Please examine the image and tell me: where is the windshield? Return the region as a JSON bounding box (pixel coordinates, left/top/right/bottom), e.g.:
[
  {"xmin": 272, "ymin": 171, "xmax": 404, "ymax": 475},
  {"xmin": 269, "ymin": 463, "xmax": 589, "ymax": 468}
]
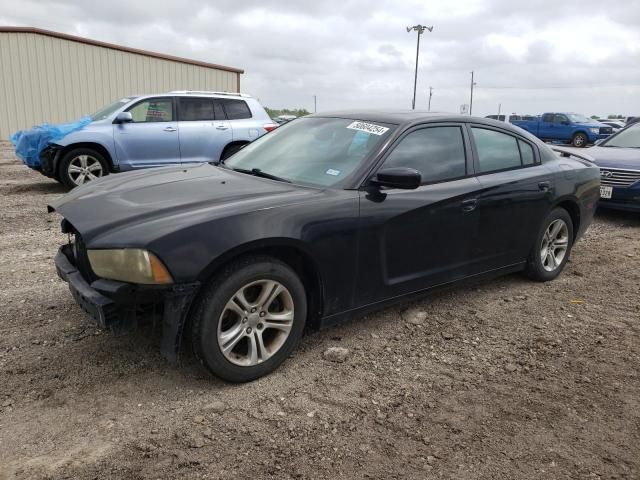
[
  {"xmin": 91, "ymin": 97, "xmax": 137, "ymax": 121},
  {"xmin": 224, "ymin": 117, "xmax": 396, "ymax": 187},
  {"xmin": 602, "ymin": 124, "xmax": 640, "ymax": 148},
  {"xmin": 567, "ymin": 113, "xmax": 592, "ymax": 123}
]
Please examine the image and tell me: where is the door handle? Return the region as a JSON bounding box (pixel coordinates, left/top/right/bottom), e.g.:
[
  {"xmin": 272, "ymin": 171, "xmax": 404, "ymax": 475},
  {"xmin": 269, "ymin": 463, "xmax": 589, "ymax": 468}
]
[
  {"xmin": 215, "ymin": 124, "xmax": 229, "ymax": 130},
  {"xmin": 538, "ymin": 181, "xmax": 551, "ymax": 191},
  {"xmin": 163, "ymin": 126, "xmax": 177, "ymax": 132},
  {"xmin": 461, "ymin": 198, "xmax": 478, "ymax": 212}
]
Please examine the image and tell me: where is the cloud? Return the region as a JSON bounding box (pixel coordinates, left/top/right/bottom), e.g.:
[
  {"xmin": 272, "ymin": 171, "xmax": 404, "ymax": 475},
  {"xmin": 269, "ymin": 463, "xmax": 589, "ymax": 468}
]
[{"xmin": 1, "ymin": 0, "xmax": 640, "ymax": 116}]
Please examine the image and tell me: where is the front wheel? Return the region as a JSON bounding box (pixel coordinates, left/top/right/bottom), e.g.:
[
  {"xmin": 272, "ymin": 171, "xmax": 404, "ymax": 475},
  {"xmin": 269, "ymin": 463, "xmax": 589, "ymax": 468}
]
[
  {"xmin": 525, "ymin": 208, "xmax": 574, "ymax": 282},
  {"xmin": 191, "ymin": 256, "xmax": 307, "ymax": 382},
  {"xmin": 571, "ymin": 132, "xmax": 588, "ymax": 147},
  {"xmin": 59, "ymin": 148, "xmax": 109, "ymax": 189}
]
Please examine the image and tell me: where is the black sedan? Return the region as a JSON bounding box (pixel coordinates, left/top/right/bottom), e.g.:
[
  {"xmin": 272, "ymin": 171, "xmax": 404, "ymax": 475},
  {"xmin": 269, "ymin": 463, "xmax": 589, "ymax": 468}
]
[{"xmin": 49, "ymin": 112, "xmax": 600, "ymax": 382}]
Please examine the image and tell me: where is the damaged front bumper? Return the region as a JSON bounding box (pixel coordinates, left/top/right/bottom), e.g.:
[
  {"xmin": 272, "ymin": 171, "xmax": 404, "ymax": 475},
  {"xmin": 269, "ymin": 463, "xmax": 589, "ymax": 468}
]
[
  {"xmin": 55, "ymin": 243, "xmax": 200, "ymax": 363},
  {"xmin": 39, "ymin": 144, "xmax": 63, "ymax": 178}
]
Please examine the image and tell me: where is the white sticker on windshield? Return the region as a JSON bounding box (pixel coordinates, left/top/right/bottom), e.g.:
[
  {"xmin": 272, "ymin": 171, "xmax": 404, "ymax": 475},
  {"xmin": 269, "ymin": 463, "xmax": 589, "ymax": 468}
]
[
  {"xmin": 326, "ymin": 169, "xmax": 341, "ymax": 176},
  {"xmin": 346, "ymin": 121, "xmax": 389, "ymax": 136}
]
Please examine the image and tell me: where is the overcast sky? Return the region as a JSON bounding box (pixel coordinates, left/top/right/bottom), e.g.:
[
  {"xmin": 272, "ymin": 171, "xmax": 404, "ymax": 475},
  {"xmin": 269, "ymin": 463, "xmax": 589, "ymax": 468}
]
[{"xmin": 2, "ymin": 0, "xmax": 640, "ymax": 117}]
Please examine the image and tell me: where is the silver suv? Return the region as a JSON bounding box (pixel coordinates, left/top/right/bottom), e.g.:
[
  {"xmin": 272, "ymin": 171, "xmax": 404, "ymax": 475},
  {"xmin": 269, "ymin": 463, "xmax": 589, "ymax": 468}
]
[{"xmin": 40, "ymin": 91, "xmax": 277, "ymax": 188}]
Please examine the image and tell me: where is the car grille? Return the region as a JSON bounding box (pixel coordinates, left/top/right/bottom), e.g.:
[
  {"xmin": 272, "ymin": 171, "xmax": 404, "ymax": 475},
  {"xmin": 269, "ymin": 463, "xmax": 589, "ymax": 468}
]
[
  {"xmin": 600, "ymin": 168, "xmax": 640, "ymax": 187},
  {"xmin": 599, "ymin": 126, "xmax": 613, "ymax": 135}
]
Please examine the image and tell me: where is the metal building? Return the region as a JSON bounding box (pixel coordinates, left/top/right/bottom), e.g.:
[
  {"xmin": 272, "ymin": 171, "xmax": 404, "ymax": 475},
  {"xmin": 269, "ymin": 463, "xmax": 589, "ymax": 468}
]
[{"xmin": 0, "ymin": 27, "xmax": 244, "ymax": 139}]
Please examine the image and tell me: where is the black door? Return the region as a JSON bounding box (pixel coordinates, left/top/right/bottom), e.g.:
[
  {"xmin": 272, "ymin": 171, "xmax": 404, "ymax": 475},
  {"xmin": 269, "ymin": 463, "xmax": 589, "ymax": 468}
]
[
  {"xmin": 468, "ymin": 125, "xmax": 555, "ymax": 270},
  {"xmin": 356, "ymin": 124, "xmax": 484, "ymax": 306}
]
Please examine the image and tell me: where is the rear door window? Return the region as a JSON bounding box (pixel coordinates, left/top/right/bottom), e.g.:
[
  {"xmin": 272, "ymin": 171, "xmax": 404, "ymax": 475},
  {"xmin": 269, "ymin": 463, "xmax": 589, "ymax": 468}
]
[
  {"xmin": 472, "ymin": 127, "xmax": 538, "ymax": 173},
  {"xmin": 127, "ymin": 98, "xmax": 173, "ymax": 122},
  {"xmin": 518, "ymin": 139, "xmax": 535, "ymax": 165},
  {"xmin": 471, "ymin": 128, "xmax": 522, "ymax": 173},
  {"xmin": 178, "ymin": 97, "xmax": 215, "ymax": 121},
  {"xmin": 213, "ymin": 101, "xmax": 226, "ymax": 120},
  {"xmin": 221, "ymin": 99, "xmax": 252, "ymax": 120}
]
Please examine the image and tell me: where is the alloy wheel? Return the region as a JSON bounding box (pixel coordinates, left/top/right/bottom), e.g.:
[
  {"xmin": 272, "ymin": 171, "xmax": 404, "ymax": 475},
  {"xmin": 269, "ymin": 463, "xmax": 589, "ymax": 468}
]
[
  {"xmin": 217, "ymin": 279, "xmax": 294, "ymax": 366},
  {"xmin": 540, "ymin": 219, "xmax": 569, "ymax": 272},
  {"xmin": 68, "ymin": 155, "xmax": 103, "ymax": 185}
]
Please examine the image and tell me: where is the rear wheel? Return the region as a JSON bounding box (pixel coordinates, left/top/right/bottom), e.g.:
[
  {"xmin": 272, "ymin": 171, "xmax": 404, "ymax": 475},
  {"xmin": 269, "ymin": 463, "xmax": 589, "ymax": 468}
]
[
  {"xmin": 59, "ymin": 148, "xmax": 109, "ymax": 189},
  {"xmin": 191, "ymin": 255, "xmax": 307, "ymax": 382},
  {"xmin": 571, "ymin": 132, "xmax": 588, "ymax": 147},
  {"xmin": 525, "ymin": 208, "xmax": 574, "ymax": 282},
  {"xmin": 220, "ymin": 143, "xmax": 248, "ymax": 161}
]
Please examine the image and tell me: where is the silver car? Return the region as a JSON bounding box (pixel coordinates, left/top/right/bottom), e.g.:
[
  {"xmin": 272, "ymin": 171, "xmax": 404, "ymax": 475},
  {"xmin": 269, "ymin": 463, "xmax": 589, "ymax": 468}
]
[{"xmin": 40, "ymin": 91, "xmax": 277, "ymax": 188}]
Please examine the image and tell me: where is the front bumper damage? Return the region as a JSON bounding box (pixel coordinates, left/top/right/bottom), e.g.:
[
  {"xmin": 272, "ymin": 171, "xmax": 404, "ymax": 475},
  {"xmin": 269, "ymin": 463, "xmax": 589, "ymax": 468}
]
[
  {"xmin": 55, "ymin": 243, "xmax": 200, "ymax": 364},
  {"xmin": 39, "ymin": 144, "xmax": 63, "ymax": 178}
]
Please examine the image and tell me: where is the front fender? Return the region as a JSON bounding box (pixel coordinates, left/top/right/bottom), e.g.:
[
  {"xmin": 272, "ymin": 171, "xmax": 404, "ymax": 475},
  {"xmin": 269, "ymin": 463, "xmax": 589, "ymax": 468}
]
[{"xmin": 55, "ymin": 129, "xmax": 117, "ymax": 165}]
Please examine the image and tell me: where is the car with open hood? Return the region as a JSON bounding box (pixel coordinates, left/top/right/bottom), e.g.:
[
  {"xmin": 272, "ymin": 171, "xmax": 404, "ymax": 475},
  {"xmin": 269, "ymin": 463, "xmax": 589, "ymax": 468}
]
[{"xmin": 49, "ymin": 111, "xmax": 600, "ymax": 382}]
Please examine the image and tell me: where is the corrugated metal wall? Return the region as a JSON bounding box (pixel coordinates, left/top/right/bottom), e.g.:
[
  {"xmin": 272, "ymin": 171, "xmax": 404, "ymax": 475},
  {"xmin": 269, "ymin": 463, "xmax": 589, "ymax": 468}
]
[{"xmin": 0, "ymin": 32, "xmax": 240, "ymax": 139}]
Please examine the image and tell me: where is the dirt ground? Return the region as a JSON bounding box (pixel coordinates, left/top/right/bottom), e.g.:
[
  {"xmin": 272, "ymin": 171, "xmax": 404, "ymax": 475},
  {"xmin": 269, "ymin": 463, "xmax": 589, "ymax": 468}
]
[{"xmin": 0, "ymin": 142, "xmax": 639, "ymax": 480}]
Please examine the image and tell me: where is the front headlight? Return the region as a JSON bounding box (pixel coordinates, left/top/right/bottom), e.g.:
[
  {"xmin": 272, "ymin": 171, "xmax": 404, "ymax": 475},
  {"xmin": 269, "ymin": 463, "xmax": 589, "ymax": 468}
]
[
  {"xmin": 87, "ymin": 249, "xmax": 173, "ymax": 284},
  {"xmin": 590, "ymin": 128, "xmax": 599, "ymax": 134}
]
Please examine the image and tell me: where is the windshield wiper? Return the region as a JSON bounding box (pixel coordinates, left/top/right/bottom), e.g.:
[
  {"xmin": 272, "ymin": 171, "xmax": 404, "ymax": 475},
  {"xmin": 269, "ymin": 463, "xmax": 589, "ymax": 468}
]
[{"xmin": 229, "ymin": 167, "xmax": 291, "ymax": 183}]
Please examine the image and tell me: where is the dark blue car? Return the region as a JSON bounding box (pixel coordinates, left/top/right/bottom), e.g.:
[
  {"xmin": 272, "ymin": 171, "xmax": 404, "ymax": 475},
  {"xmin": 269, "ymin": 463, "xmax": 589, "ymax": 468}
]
[{"xmin": 584, "ymin": 123, "xmax": 640, "ymax": 211}]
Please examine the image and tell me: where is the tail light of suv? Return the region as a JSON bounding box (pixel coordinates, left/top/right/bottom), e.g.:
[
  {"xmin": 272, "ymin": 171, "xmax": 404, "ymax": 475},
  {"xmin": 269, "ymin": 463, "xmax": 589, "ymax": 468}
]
[{"xmin": 263, "ymin": 123, "xmax": 278, "ymax": 132}]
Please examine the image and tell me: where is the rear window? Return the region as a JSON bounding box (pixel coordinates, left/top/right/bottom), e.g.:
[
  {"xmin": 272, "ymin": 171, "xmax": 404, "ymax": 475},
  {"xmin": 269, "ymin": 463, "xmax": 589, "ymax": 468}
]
[{"xmin": 222, "ymin": 99, "xmax": 252, "ymax": 120}]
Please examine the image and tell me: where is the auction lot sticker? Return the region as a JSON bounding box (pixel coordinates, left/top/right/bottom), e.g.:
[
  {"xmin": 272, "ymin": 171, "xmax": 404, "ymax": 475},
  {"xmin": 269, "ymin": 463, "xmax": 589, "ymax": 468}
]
[{"xmin": 347, "ymin": 121, "xmax": 389, "ymax": 136}]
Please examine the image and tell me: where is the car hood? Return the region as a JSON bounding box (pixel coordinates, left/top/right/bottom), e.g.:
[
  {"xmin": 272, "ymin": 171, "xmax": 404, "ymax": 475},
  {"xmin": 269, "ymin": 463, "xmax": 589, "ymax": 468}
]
[
  {"xmin": 584, "ymin": 146, "xmax": 640, "ymax": 169},
  {"xmin": 48, "ymin": 164, "xmax": 320, "ymax": 244}
]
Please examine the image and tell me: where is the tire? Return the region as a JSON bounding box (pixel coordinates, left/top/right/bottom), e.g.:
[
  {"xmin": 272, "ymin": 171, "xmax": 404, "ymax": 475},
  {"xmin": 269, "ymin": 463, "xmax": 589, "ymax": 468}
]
[
  {"xmin": 571, "ymin": 132, "xmax": 588, "ymax": 147},
  {"xmin": 220, "ymin": 143, "xmax": 247, "ymax": 161},
  {"xmin": 525, "ymin": 207, "xmax": 574, "ymax": 282},
  {"xmin": 59, "ymin": 148, "xmax": 109, "ymax": 189},
  {"xmin": 191, "ymin": 255, "xmax": 307, "ymax": 383}
]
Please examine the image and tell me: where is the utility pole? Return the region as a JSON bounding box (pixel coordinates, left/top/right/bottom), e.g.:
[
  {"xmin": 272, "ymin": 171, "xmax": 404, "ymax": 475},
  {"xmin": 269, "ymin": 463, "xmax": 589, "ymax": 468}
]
[
  {"xmin": 428, "ymin": 86, "xmax": 433, "ymax": 112},
  {"xmin": 406, "ymin": 25, "xmax": 433, "ymax": 110},
  {"xmin": 469, "ymin": 71, "xmax": 476, "ymax": 116},
  {"xmin": 313, "ymin": 95, "xmax": 317, "ymax": 113}
]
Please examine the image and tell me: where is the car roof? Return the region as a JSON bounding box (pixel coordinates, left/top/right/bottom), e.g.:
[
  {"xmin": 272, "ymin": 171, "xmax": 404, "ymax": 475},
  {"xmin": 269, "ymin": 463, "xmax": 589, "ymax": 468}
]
[
  {"xmin": 129, "ymin": 91, "xmax": 253, "ymax": 100},
  {"xmin": 308, "ymin": 110, "xmax": 529, "ymax": 132}
]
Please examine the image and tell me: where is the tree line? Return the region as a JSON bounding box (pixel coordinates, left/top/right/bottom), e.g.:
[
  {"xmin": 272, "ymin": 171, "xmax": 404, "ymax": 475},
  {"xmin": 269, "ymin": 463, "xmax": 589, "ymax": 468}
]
[{"xmin": 265, "ymin": 107, "xmax": 310, "ymax": 118}]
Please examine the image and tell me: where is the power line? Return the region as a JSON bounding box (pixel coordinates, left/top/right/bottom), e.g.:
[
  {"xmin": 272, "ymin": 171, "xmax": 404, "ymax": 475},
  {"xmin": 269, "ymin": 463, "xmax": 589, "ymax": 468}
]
[{"xmin": 430, "ymin": 84, "xmax": 640, "ymax": 90}]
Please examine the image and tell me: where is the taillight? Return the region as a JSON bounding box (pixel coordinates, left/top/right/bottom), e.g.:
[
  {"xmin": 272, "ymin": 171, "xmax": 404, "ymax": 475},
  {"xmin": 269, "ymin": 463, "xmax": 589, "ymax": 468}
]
[{"xmin": 263, "ymin": 123, "xmax": 278, "ymax": 132}]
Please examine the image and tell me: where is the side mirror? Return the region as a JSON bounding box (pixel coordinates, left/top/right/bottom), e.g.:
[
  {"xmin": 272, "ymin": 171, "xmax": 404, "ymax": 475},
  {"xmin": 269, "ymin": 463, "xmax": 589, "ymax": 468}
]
[
  {"xmin": 114, "ymin": 112, "xmax": 133, "ymax": 124},
  {"xmin": 370, "ymin": 167, "xmax": 421, "ymax": 190},
  {"xmin": 561, "ymin": 121, "xmax": 570, "ymax": 125}
]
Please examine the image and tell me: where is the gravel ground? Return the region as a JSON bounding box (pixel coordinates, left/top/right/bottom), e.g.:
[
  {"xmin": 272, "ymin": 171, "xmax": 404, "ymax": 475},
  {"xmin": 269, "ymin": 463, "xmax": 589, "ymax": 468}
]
[{"xmin": 0, "ymin": 142, "xmax": 639, "ymax": 480}]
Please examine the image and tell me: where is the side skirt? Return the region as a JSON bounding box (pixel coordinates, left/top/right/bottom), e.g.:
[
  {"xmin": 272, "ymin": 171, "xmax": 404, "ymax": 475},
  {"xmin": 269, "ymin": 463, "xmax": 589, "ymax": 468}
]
[{"xmin": 319, "ymin": 262, "xmax": 525, "ymax": 328}]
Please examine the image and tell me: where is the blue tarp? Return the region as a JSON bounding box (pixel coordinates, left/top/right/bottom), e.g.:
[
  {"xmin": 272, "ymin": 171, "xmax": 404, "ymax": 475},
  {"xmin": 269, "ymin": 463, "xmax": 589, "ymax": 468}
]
[{"xmin": 10, "ymin": 117, "xmax": 92, "ymax": 168}]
